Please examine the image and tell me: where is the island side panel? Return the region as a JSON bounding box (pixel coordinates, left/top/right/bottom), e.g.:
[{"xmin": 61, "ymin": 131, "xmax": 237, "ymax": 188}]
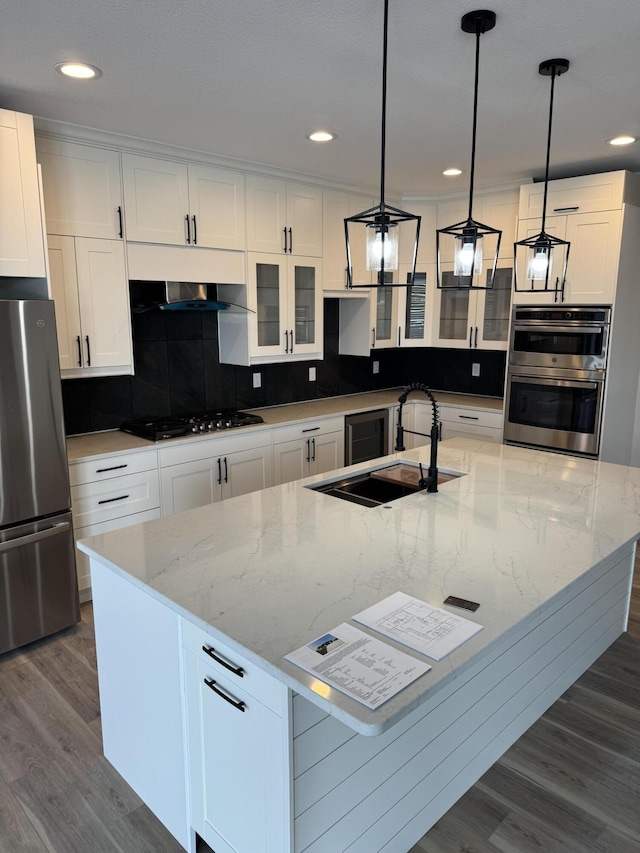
[
  {"xmin": 292, "ymin": 543, "xmax": 634, "ymax": 853},
  {"xmin": 90, "ymin": 558, "xmax": 192, "ymax": 851}
]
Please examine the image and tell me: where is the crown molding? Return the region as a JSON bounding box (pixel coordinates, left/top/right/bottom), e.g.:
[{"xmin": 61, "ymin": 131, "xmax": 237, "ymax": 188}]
[
  {"xmin": 34, "ymin": 116, "xmax": 378, "ymax": 197},
  {"xmin": 402, "ymin": 179, "xmax": 527, "ymax": 206}
]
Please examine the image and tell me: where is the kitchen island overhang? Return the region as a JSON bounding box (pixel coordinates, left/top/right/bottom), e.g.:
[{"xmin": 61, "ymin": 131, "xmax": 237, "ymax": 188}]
[{"xmin": 79, "ymin": 438, "xmax": 640, "ymax": 853}]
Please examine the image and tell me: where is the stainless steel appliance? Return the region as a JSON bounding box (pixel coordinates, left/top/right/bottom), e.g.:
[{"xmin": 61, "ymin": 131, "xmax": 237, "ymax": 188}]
[
  {"xmin": 0, "ymin": 300, "xmax": 79, "ymax": 655},
  {"xmin": 121, "ymin": 410, "xmax": 264, "ymax": 441},
  {"xmin": 504, "ymin": 305, "xmax": 611, "ymax": 457},
  {"xmin": 345, "ymin": 409, "xmax": 389, "ymax": 465}
]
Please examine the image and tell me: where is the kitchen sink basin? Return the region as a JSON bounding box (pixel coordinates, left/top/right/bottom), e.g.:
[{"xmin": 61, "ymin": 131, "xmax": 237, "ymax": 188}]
[{"xmin": 309, "ymin": 463, "xmax": 464, "ymax": 508}]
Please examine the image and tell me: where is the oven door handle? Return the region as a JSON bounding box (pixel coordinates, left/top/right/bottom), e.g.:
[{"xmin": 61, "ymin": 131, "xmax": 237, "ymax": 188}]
[
  {"xmin": 512, "ymin": 323, "xmax": 607, "ymax": 335},
  {"xmin": 510, "ymin": 375, "xmax": 601, "ymax": 391}
]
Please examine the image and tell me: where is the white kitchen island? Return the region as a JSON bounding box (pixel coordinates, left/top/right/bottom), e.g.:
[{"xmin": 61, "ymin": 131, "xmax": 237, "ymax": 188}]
[{"xmin": 78, "ymin": 438, "xmax": 640, "ymax": 853}]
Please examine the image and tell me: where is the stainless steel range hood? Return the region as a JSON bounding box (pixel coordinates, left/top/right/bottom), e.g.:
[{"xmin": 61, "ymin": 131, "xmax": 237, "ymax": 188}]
[{"xmin": 161, "ymin": 282, "xmax": 229, "ymax": 311}]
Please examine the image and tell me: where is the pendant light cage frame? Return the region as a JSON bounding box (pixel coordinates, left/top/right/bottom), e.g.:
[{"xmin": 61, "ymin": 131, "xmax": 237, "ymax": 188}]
[
  {"xmin": 514, "ymin": 58, "xmax": 570, "ymax": 299},
  {"xmin": 345, "ymin": 0, "xmax": 421, "ymax": 289},
  {"xmin": 436, "ymin": 9, "xmax": 501, "ymax": 292}
]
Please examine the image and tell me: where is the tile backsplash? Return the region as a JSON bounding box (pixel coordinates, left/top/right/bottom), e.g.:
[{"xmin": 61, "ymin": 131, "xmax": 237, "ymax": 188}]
[{"xmin": 61, "ymin": 299, "xmax": 506, "ymax": 435}]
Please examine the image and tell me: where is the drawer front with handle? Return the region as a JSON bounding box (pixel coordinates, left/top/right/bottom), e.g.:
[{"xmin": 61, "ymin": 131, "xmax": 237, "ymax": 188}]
[
  {"xmin": 181, "ymin": 618, "xmax": 285, "ymax": 713},
  {"xmin": 438, "ymin": 405, "xmax": 503, "ymax": 430},
  {"xmin": 69, "ymin": 449, "xmax": 158, "ymax": 487},
  {"xmin": 273, "ymin": 416, "xmax": 344, "ymax": 445},
  {"xmin": 71, "ymin": 469, "xmax": 160, "ymax": 527}
]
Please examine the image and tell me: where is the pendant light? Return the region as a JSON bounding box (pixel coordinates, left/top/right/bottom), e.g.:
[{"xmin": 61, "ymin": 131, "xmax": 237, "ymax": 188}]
[
  {"xmin": 514, "ymin": 59, "xmax": 570, "ymax": 298},
  {"xmin": 345, "ymin": 0, "xmax": 421, "ymax": 288},
  {"xmin": 436, "ymin": 10, "xmax": 501, "ymax": 291}
]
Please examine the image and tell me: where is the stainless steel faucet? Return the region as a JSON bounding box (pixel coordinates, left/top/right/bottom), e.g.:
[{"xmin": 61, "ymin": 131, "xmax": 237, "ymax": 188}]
[{"xmin": 394, "ymin": 383, "xmax": 440, "ymax": 493}]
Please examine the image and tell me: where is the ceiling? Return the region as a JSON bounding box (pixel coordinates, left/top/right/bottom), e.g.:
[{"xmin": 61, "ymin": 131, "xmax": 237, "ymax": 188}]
[{"xmin": 3, "ymin": 0, "xmax": 640, "ymax": 197}]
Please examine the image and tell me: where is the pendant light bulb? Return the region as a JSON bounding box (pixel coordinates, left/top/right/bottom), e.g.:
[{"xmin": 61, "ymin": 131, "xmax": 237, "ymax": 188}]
[
  {"xmin": 366, "ymin": 222, "xmax": 399, "ymax": 271},
  {"xmin": 454, "ymin": 231, "xmax": 483, "ymax": 277},
  {"xmin": 526, "ymin": 246, "xmax": 552, "ymax": 281}
]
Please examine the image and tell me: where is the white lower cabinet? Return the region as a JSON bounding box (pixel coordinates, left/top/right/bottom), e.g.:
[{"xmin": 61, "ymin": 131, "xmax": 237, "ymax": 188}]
[
  {"xmin": 438, "ymin": 404, "xmax": 503, "ymax": 443},
  {"xmin": 159, "ymin": 432, "xmax": 273, "ymax": 515},
  {"xmin": 272, "ymin": 417, "xmax": 344, "ymax": 485},
  {"xmin": 182, "ymin": 624, "xmax": 289, "ymax": 853},
  {"xmin": 69, "ymin": 448, "xmax": 160, "ymax": 600}
]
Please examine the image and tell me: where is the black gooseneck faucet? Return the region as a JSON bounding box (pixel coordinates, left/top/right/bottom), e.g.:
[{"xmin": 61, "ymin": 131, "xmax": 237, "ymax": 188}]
[{"xmin": 394, "ymin": 383, "xmax": 440, "ymax": 493}]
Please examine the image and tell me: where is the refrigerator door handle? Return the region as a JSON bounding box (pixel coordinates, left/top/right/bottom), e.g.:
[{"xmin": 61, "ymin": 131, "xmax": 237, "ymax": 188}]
[{"xmin": 0, "ymin": 521, "xmax": 71, "ymax": 554}]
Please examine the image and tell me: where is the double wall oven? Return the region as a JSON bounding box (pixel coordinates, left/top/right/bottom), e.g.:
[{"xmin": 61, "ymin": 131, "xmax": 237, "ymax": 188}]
[{"xmin": 504, "ymin": 306, "xmax": 611, "ymax": 457}]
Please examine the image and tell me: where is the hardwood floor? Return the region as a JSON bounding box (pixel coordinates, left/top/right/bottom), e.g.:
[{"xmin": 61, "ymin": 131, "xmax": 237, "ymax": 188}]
[{"xmin": 0, "ymin": 584, "xmax": 639, "ymax": 853}]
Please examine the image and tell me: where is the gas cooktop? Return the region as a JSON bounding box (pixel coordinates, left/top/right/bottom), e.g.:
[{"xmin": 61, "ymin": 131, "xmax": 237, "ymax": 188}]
[{"xmin": 120, "ymin": 410, "xmax": 264, "ymax": 441}]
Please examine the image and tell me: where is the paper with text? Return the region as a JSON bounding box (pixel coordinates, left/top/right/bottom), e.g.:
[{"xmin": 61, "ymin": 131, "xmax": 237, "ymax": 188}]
[
  {"xmin": 285, "ymin": 622, "xmax": 430, "ymax": 710},
  {"xmin": 353, "ymin": 591, "xmax": 483, "ymax": 661}
]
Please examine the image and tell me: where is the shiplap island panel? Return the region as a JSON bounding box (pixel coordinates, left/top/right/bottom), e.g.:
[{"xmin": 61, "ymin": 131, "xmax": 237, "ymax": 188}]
[{"xmin": 79, "ymin": 439, "xmax": 640, "ymax": 852}]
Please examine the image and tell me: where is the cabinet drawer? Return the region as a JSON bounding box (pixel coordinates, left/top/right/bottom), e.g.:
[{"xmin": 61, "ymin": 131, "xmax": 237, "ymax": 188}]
[
  {"xmin": 69, "ymin": 448, "xmax": 158, "ymax": 486},
  {"xmin": 273, "ymin": 416, "xmax": 344, "ymax": 445},
  {"xmin": 438, "ymin": 405, "xmax": 503, "ymax": 430},
  {"xmin": 159, "ymin": 430, "xmax": 271, "ymax": 468},
  {"xmin": 181, "ymin": 619, "xmax": 286, "ymax": 714},
  {"xmin": 71, "ymin": 468, "xmax": 160, "ymax": 527},
  {"xmin": 518, "ymin": 172, "xmax": 625, "ymax": 220}
]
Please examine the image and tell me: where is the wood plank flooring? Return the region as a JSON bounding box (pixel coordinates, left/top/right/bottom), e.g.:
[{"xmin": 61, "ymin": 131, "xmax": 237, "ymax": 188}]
[{"xmin": 0, "ymin": 585, "xmax": 639, "ymax": 853}]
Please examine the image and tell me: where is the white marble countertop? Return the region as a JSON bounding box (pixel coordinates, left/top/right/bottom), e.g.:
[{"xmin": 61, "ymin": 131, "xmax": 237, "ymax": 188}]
[
  {"xmin": 66, "ymin": 389, "xmax": 502, "ymax": 462},
  {"xmin": 78, "ymin": 438, "xmax": 640, "ymax": 735}
]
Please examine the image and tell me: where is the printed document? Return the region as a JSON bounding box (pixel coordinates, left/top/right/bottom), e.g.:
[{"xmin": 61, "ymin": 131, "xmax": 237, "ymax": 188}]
[
  {"xmin": 285, "ymin": 622, "xmax": 430, "ymax": 710},
  {"xmin": 353, "ymin": 591, "xmax": 483, "ymax": 661}
]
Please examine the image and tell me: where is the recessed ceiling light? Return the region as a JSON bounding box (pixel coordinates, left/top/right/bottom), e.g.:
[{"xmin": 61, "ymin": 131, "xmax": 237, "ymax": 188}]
[
  {"xmin": 607, "ymin": 135, "xmax": 636, "ymax": 146},
  {"xmin": 443, "ymin": 168, "xmax": 463, "ymax": 176},
  {"xmin": 55, "ymin": 62, "xmax": 102, "ymax": 80},
  {"xmin": 306, "ymin": 131, "xmax": 336, "ymax": 143}
]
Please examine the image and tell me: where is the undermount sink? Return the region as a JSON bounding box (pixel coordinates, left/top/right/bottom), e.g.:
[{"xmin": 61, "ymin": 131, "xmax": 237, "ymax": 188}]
[{"xmin": 309, "ymin": 463, "xmax": 464, "ymax": 508}]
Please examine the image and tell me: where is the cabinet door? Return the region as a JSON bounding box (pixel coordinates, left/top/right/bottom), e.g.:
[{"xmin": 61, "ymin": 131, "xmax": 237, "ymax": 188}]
[
  {"xmin": 186, "ymin": 653, "xmax": 287, "ymax": 853},
  {"xmin": 290, "ymin": 257, "xmax": 322, "ymax": 356},
  {"xmin": 322, "ymin": 190, "xmax": 350, "ymax": 291},
  {"xmin": 480, "ymin": 192, "xmax": 519, "ymax": 259},
  {"xmin": 393, "ymin": 403, "xmax": 415, "ymax": 450},
  {"xmin": 221, "ymin": 446, "xmax": 272, "ymax": 499},
  {"xmin": 412, "ymin": 403, "xmax": 434, "ymax": 448},
  {"xmin": 272, "ymin": 439, "xmax": 309, "ymax": 485},
  {"xmin": 371, "ymin": 282, "xmax": 398, "ymax": 349},
  {"xmin": 474, "ymin": 264, "xmax": 513, "ymax": 350},
  {"xmin": 122, "ymin": 153, "xmax": 189, "ymax": 245},
  {"xmin": 246, "ymin": 176, "xmax": 288, "ymax": 253},
  {"xmin": 0, "ymin": 110, "xmax": 45, "ymax": 277},
  {"xmin": 160, "ymin": 458, "xmax": 222, "ymax": 515},
  {"xmin": 47, "ymin": 235, "xmax": 82, "ymax": 371},
  {"xmin": 187, "ymin": 164, "xmax": 245, "ymax": 250},
  {"xmin": 432, "ymin": 280, "xmax": 474, "ymax": 348},
  {"xmin": 311, "ymin": 431, "xmax": 345, "ymax": 475},
  {"xmin": 563, "ymin": 210, "xmax": 622, "ymax": 304},
  {"xmin": 74, "ymin": 238, "xmax": 132, "ymax": 369},
  {"xmin": 37, "ymin": 139, "xmax": 123, "ymax": 239},
  {"xmin": 287, "ymin": 183, "xmax": 323, "ymax": 257},
  {"xmin": 249, "ymin": 253, "xmax": 288, "ymax": 358},
  {"xmin": 440, "ymin": 421, "xmax": 502, "ymax": 443},
  {"xmin": 396, "ymin": 264, "xmax": 431, "ymax": 347}
]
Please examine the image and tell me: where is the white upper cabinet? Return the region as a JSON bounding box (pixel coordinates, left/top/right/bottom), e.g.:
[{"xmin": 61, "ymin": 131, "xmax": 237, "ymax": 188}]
[
  {"xmin": 48, "ymin": 235, "xmax": 133, "ymax": 376},
  {"xmin": 246, "ymin": 176, "xmax": 322, "ymax": 256},
  {"xmin": 322, "ymin": 189, "xmax": 374, "ymax": 290},
  {"xmin": 0, "ymin": 109, "xmax": 46, "ymax": 277},
  {"xmin": 515, "ymin": 172, "xmax": 639, "ymax": 305},
  {"xmin": 122, "ymin": 153, "xmax": 245, "ymax": 250},
  {"xmin": 37, "ymin": 138, "xmax": 124, "ymax": 239}
]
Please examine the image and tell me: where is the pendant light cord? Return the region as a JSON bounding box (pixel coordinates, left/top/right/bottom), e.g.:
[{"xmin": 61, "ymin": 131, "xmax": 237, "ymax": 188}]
[
  {"xmin": 540, "ymin": 66, "xmax": 557, "ymax": 234},
  {"xmin": 379, "ymin": 0, "xmax": 389, "ymax": 220},
  {"xmin": 467, "ymin": 21, "xmax": 482, "ymax": 221}
]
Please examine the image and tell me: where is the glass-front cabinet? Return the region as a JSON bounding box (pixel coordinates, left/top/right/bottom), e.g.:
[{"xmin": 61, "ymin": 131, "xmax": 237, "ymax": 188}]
[
  {"xmin": 433, "ymin": 264, "xmax": 513, "ymax": 351},
  {"xmin": 370, "ymin": 271, "xmax": 400, "ymax": 349},
  {"xmin": 395, "ymin": 263, "xmax": 431, "ymax": 347},
  {"xmin": 250, "ymin": 252, "xmax": 322, "ymax": 361}
]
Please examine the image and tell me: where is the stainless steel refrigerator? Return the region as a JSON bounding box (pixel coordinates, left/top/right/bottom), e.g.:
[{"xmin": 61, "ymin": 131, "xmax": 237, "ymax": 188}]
[{"xmin": 0, "ymin": 299, "xmax": 79, "ymax": 654}]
